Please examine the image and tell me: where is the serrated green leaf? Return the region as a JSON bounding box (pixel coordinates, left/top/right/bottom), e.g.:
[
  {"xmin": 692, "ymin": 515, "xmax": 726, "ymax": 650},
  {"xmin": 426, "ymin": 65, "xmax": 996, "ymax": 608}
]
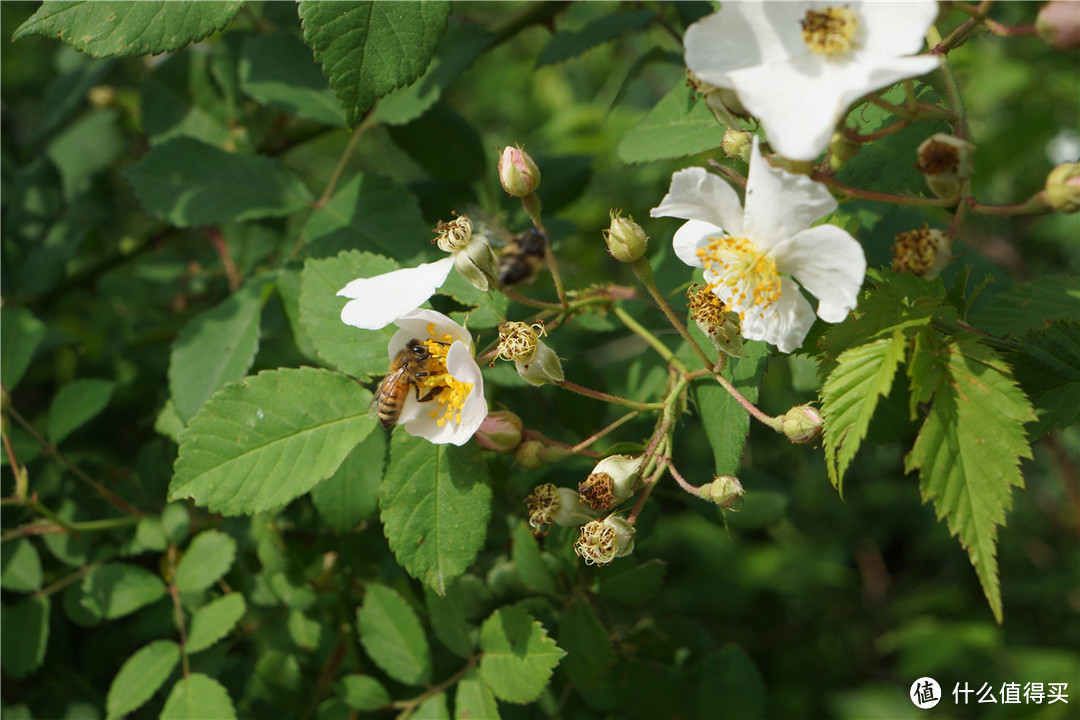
[
  {"xmin": 1, "ymin": 307, "xmax": 47, "ymax": 390},
  {"xmin": 311, "ymin": 428, "xmax": 385, "ymax": 531},
  {"xmin": 47, "ymin": 378, "xmax": 116, "ymax": 444},
  {"xmin": 694, "ymin": 645, "xmax": 766, "ymax": 720},
  {"xmin": 300, "ymin": 173, "xmax": 430, "ymax": 260},
  {"xmin": 142, "ymin": 51, "xmax": 232, "ymax": 148},
  {"xmin": 185, "ymin": 593, "xmax": 246, "ymax": 654},
  {"xmin": 106, "ymin": 640, "xmax": 181, "ymax": 719},
  {"xmin": 594, "ymin": 559, "xmax": 665, "ymax": 606},
  {"xmin": 454, "ymin": 671, "xmax": 500, "ymax": 720},
  {"xmin": 174, "ymin": 530, "xmax": 237, "ymax": 593},
  {"xmin": 239, "ymin": 31, "xmax": 345, "ymax": 126},
  {"xmin": 1, "ymin": 539, "xmax": 44, "ymax": 593},
  {"xmin": 557, "ymin": 599, "xmax": 615, "ymax": 687},
  {"xmin": 905, "ymin": 336, "xmax": 1035, "ymax": 623},
  {"xmin": 12, "ymin": 1, "xmax": 243, "ymax": 57},
  {"xmin": 415, "ymin": 692, "xmax": 449, "ymax": 720},
  {"xmin": 537, "ymin": 9, "xmax": 653, "ymax": 67},
  {"xmin": 169, "ymin": 278, "xmax": 268, "ymax": 423},
  {"xmin": 1008, "ymin": 320, "xmax": 1080, "ymax": 437},
  {"xmin": 479, "ymin": 606, "xmax": 565, "ymax": 704},
  {"xmin": 692, "ymin": 339, "xmax": 769, "ymax": 477},
  {"xmin": 511, "ymin": 520, "xmax": 555, "ymax": 595},
  {"xmin": 357, "ymin": 584, "xmax": 432, "ymax": 686},
  {"xmin": 437, "ymin": 271, "xmax": 509, "ymax": 329},
  {"xmin": 822, "ymin": 333, "xmax": 906, "ymax": 493},
  {"xmin": 169, "ymin": 367, "xmax": 375, "ymax": 516},
  {"xmin": 298, "ymin": 1, "xmax": 450, "ymax": 127},
  {"xmin": 162, "ymin": 503, "xmax": 191, "ymax": 546},
  {"xmin": 288, "ymin": 609, "xmax": 322, "ymax": 651},
  {"xmin": 971, "ymin": 275, "xmax": 1080, "ymax": 336},
  {"xmin": 373, "ymin": 23, "xmax": 495, "ymax": 126},
  {"xmin": 122, "ymin": 137, "xmax": 312, "ymax": 227},
  {"xmin": 161, "ymin": 674, "xmax": 237, "ymax": 720},
  {"xmin": 155, "ymin": 400, "xmax": 185, "ymax": 443},
  {"xmin": 424, "ymin": 581, "xmax": 473, "ymax": 659},
  {"xmin": 618, "ymin": 84, "xmax": 727, "ymax": 164},
  {"xmin": 0, "ymin": 596, "xmax": 50, "ymax": 679},
  {"xmin": 380, "ymin": 439, "xmax": 492, "ymax": 594},
  {"xmin": 298, "ymin": 250, "xmax": 399, "ymax": 378},
  {"xmin": 337, "ymin": 674, "xmax": 390, "ymax": 711},
  {"xmin": 81, "ymin": 563, "xmax": 167, "ymax": 620}
]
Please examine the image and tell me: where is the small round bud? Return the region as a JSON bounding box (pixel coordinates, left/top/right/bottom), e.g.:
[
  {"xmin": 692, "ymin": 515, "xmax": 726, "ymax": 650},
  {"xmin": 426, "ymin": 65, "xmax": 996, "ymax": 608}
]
[
  {"xmin": 703, "ymin": 475, "xmax": 744, "ymax": 509},
  {"xmin": 499, "ymin": 145, "xmax": 540, "ymax": 198},
  {"xmin": 476, "ymin": 411, "xmax": 523, "ymax": 453},
  {"xmin": 574, "ymin": 514, "xmax": 635, "ymax": 566},
  {"xmin": 1037, "ymin": 1, "xmax": 1080, "ymax": 50},
  {"xmin": 88, "ymin": 84, "xmax": 116, "ymax": 108},
  {"xmin": 578, "ymin": 454, "xmax": 644, "ymax": 511},
  {"xmin": 892, "ymin": 225, "xmax": 952, "ymax": 279},
  {"xmin": 828, "ymin": 131, "xmax": 860, "ymax": 172},
  {"xmin": 514, "ymin": 439, "xmax": 545, "ymax": 470},
  {"xmin": 722, "ymin": 129, "xmax": 753, "ymax": 163},
  {"xmin": 916, "ymin": 133, "xmax": 975, "ymax": 203},
  {"xmin": 524, "ymin": 482, "xmax": 598, "ymax": 535},
  {"xmin": 1044, "ymin": 162, "xmax": 1080, "ymax": 213},
  {"xmin": 686, "ymin": 70, "xmax": 749, "ymax": 118},
  {"xmin": 603, "ymin": 210, "xmax": 648, "ymax": 263},
  {"xmin": 782, "ymin": 404, "xmax": 824, "ymax": 445}
]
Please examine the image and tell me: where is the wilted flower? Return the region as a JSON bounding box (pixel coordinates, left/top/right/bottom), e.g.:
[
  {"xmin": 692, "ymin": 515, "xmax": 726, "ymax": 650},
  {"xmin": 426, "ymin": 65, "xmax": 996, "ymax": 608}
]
[
  {"xmin": 495, "ymin": 321, "xmax": 564, "ymax": 386},
  {"xmin": 578, "ymin": 454, "xmax": 643, "ymax": 511},
  {"xmin": 891, "ymin": 225, "xmax": 952, "ymax": 279},
  {"xmin": 916, "ymin": 133, "xmax": 975, "ymax": 203},
  {"xmin": 575, "ymin": 514, "xmax": 636, "ymax": 566},
  {"xmin": 684, "ymin": 2, "xmax": 940, "ymax": 161},
  {"xmin": 651, "ymin": 138, "xmax": 866, "ymax": 353},
  {"xmin": 686, "ymin": 283, "xmax": 743, "ymax": 358},
  {"xmin": 525, "ymin": 483, "xmax": 598, "ymax": 534}
]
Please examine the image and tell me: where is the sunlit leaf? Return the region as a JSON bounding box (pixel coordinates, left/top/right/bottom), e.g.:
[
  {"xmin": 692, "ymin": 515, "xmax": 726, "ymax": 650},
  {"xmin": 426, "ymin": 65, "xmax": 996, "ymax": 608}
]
[
  {"xmin": 174, "ymin": 530, "xmax": 237, "ymax": 593},
  {"xmin": 106, "ymin": 640, "xmax": 181, "ymax": 719},
  {"xmin": 81, "ymin": 563, "xmax": 167, "ymax": 620},
  {"xmin": 618, "ymin": 84, "xmax": 727, "ymax": 164},
  {"xmin": 161, "ymin": 674, "xmax": 237, "ymax": 720},
  {"xmin": 337, "ymin": 675, "xmax": 390, "ymax": 711},
  {"xmin": 185, "ymin": 593, "xmax": 246, "ymax": 654},
  {"xmin": 357, "ymin": 584, "xmax": 431, "ymax": 686},
  {"xmin": 479, "ymin": 606, "xmax": 564, "ymax": 704}
]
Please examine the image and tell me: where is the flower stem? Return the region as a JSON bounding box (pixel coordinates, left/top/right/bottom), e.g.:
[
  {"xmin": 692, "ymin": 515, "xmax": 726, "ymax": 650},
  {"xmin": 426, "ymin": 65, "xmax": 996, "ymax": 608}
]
[
  {"xmin": 630, "ymin": 258, "xmax": 714, "ymax": 371},
  {"xmin": 811, "ymin": 172, "xmax": 956, "ymax": 207},
  {"xmin": 710, "ymin": 371, "xmax": 783, "ymax": 431},
  {"xmin": 612, "ymin": 305, "xmax": 679, "ymax": 368},
  {"xmin": 556, "ymin": 380, "xmax": 664, "ymax": 412},
  {"xmin": 570, "ymin": 411, "xmax": 640, "ymax": 454}
]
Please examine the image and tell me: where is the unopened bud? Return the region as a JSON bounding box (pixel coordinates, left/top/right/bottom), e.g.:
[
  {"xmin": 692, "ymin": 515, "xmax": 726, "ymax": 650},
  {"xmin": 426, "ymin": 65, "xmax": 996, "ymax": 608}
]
[
  {"xmin": 603, "ymin": 210, "xmax": 648, "ymax": 263},
  {"xmin": 782, "ymin": 404, "xmax": 824, "ymax": 445},
  {"xmin": 88, "ymin": 84, "xmax": 116, "ymax": 108},
  {"xmin": 828, "ymin": 131, "xmax": 860, "ymax": 172},
  {"xmin": 578, "ymin": 454, "xmax": 643, "ymax": 511},
  {"xmin": 722, "ymin": 129, "xmax": 753, "ymax": 163},
  {"xmin": 891, "ymin": 225, "xmax": 952, "ymax": 279},
  {"xmin": 686, "ymin": 70, "xmax": 749, "ymax": 118},
  {"xmin": 703, "ymin": 475, "xmax": 744, "ymax": 509},
  {"xmin": 525, "ymin": 483, "xmax": 598, "ymax": 535},
  {"xmin": 476, "ymin": 411, "xmax": 523, "ymax": 453},
  {"xmin": 916, "ymin": 133, "xmax": 975, "ymax": 203},
  {"xmin": 453, "ymin": 236, "xmax": 499, "ymax": 291},
  {"xmin": 499, "ymin": 145, "xmax": 540, "ymax": 198},
  {"xmin": 1044, "ymin": 162, "xmax": 1080, "ymax": 213},
  {"xmin": 574, "ymin": 514, "xmax": 636, "ymax": 566},
  {"xmin": 514, "ymin": 439, "xmax": 545, "ymax": 469},
  {"xmin": 1037, "ymin": 1, "xmax": 1080, "ymax": 50}
]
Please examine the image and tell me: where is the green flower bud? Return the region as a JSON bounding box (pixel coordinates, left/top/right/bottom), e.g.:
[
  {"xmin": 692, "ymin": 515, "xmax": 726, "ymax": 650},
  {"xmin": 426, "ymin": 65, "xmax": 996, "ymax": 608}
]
[
  {"xmin": 828, "ymin": 131, "xmax": 860, "ymax": 172},
  {"xmin": 453, "ymin": 236, "xmax": 499, "ymax": 291},
  {"xmin": 703, "ymin": 475, "xmax": 745, "ymax": 509},
  {"xmin": 514, "ymin": 439, "xmax": 545, "ymax": 469},
  {"xmin": 782, "ymin": 404, "xmax": 824, "ymax": 445},
  {"xmin": 499, "ymin": 145, "xmax": 540, "ymax": 198},
  {"xmin": 1044, "ymin": 162, "xmax": 1080, "ymax": 213},
  {"xmin": 603, "ymin": 210, "xmax": 648, "ymax": 263},
  {"xmin": 722, "ymin": 129, "xmax": 753, "ymax": 163}
]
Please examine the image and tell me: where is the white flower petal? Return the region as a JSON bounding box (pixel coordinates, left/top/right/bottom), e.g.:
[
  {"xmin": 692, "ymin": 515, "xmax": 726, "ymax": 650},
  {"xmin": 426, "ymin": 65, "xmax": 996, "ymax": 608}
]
[
  {"xmin": 740, "ymin": 277, "xmax": 816, "ymax": 354},
  {"xmin": 650, "ymin": 167, "xmax": 745, "ymax": 236},
  {"xmin": 685, "ymin": 4, "xmax": 796, "ymax": 86},
  {"xmin": 672, "ymin": 219, "xmax": 724, "ymax": 269},
  {"xmin": 859, "ymin": 1, "xmax": 939, "ymax": 57},
  {"xmin": 742, "ymin": 138, "xmax": 838, "ymax": 247},
  {"xmin": 338, "ymin": 257, "xmax": 454, "ymax": 330},
  {"xmin": 772, "ymin": 225, "xmax": 866, "ymax": 324},
  {"xmin": 390, "ymin": 307, "xmax": 472, "ymax": 349}
]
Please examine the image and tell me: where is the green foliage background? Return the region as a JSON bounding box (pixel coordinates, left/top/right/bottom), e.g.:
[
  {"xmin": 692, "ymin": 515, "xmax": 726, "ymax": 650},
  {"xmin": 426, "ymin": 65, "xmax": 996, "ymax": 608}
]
[{"xmin": 2, "ymin": 2, "xmax": 1077, "ymax": 719}]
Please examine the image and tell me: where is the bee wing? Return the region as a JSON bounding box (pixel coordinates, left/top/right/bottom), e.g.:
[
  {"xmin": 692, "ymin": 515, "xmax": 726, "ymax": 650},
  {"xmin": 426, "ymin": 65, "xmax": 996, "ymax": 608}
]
[{"xmin": 369, "ymin": 366, "xmax": 406, "ymax": 420}]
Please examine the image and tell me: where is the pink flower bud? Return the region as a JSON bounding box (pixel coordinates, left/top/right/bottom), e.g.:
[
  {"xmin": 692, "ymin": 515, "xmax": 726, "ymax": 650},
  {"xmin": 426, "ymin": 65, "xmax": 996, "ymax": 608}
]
[
  {"xmin": 476, "ymin": 411, "xmax": 523, "ymax": 453},
  {"xmin": 498, "ymin": 145, "xmax": 540, "ymax": 197},
  {"xmin": 1037, "ymin": 1, "xmax": 1080, "ymax": 50}
]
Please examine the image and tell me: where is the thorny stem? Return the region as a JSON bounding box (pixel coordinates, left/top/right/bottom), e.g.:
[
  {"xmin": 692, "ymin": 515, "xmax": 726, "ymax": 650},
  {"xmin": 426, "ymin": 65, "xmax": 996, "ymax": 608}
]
[
  {"xmin": 664, "ymin": 457, "xmax": 705, "ymax": 498},
  {"xmin": 810, "ymin": 172, "xmax": 957, "ymax": 207},
  {"xmin": 926, "ymin": 25, "xmax": 970, "ymax": 141},
  {"xmin": 8, "ymin": 405, "xmax": 146, "ymax": 518},
  {"xmin": 705, "ymin": 159, "xmax": 748, "ymax": 188},
  {"xmin": 712, "ymin": 371, "xmax": 783, "ymax": 431}
]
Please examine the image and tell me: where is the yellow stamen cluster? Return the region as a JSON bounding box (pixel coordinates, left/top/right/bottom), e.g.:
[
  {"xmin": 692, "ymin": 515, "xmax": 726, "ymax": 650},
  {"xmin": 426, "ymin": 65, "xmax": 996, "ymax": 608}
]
[
  {"xmin": 524, "ymin": 482, "xmax": 560, "ymax": 533},
  {"xmin": 801, "ymin": 7, "xmax": 859, "ymax": 55},
  {"xmin": 419, "ymin": 323, "xmax": 473, "ymax": 427},
  {"xmin": 495, "ymin": 321, "xmax": 545, "ymax": 363},
  {"xmin": 696, "ymin": 235, "xmax": 782, "ymax": 319},
  {"xmin": 915, "ymin": 139, "xmax": 963, "ymax": 176},
  {"xmin": 686, "ymin": 283, "xmax": 730, "ymax": 331},
  {"xmin": 433, "ymin": 214, "xmax": 473, "ymax": 253},
  {"xmin": 891, "ymin": 225, "xmax": 951, "ymax": 278}
]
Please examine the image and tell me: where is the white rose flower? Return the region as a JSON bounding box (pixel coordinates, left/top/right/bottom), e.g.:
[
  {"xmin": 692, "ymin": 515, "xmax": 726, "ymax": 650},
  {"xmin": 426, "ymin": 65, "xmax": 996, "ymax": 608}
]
[
  {"xmin": 338, "ymin": 257, "xmax": 454, "ymax": 331},
  {"xmin": 650, "ymin": 138, "xmax": 866, "ymax": 353},
  {"xmin": 685, "ymin": 2, "xmax": 940, "ymax": 161}
]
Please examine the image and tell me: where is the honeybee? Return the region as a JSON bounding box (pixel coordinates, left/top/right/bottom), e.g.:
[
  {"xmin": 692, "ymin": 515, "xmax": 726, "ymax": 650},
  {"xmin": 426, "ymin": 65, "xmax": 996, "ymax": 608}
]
[
  {"xmin": 371, "ymin": 339, "xmax": 446, "ymax": 429},
  {"xmin": 497, "ymin": 227, "xmax": 548, "ymax": 287}
]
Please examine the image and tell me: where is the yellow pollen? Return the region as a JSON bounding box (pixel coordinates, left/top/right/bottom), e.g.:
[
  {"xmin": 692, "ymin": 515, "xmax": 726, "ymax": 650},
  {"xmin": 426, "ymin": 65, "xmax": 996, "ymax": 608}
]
[
  {"xmin": 695, "ymin": 235, "xmax": 782, "ymax": 318},
  {"xmin": 801, "ymin": 7, "xmax": 858, "ymax": 55},
  {"xmin": 419, "ymin": 322, "xmax": 473, "ymax": 427},
  {"xmin": 891, "ymin": 225, "xmax": 950, "ymax": 277}
]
